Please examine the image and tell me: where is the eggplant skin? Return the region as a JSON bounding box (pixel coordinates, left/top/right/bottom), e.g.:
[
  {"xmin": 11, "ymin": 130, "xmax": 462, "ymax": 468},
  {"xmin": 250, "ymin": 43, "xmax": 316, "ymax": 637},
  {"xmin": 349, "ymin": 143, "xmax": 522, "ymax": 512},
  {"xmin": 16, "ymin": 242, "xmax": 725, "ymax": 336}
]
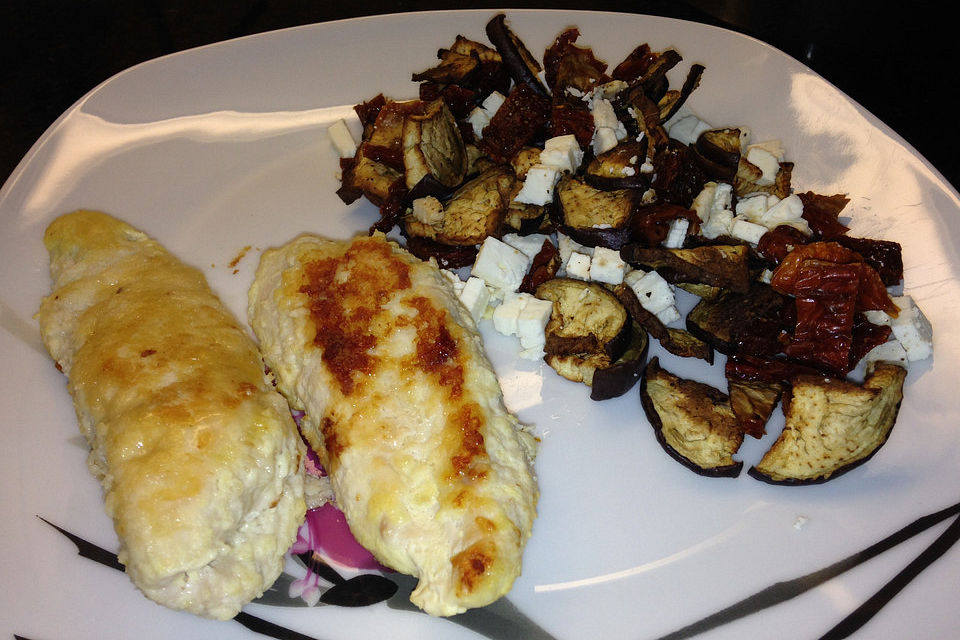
[
  {"xmin": 748, "ymin": 363, "xmax": 907, "ymax": 485},
  {"xmin": 590, "ymin": 322, "xmax": 648, "ymax": 401},
  {"xmin": 639, "ymin": 357, "xmax": 744, "ymax": 478}
]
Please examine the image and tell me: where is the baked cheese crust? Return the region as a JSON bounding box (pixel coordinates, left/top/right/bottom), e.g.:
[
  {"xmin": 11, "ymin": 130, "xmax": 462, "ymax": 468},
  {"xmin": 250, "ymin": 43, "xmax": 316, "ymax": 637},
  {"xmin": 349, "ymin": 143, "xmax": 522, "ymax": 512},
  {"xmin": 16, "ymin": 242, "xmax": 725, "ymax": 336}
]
[
  {"xmin": 35, "ymin": 210, "xmax": 306, "ymax": 619},
  {"xmin": 248, "ymin": 232, "xmax": 538, "ymax": 616}
]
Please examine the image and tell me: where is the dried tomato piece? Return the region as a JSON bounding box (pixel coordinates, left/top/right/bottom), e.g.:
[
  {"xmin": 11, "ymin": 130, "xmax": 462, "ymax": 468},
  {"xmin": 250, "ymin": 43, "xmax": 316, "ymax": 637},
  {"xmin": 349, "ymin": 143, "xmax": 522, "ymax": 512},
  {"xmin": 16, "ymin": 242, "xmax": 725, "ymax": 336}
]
[
  {"xmin": 650, "ymin": 141, "xmax": 708, "ymax": 207},
  {"xmin": 725, "ymin": 353, "xmax": 821, "ymax": 385},
  {"xmin": 550, "ymin": 103, "xmax": 595, "ymax": 148},
  {"xmin": 418, "ymin": 82, "xmax": 477, "ymax": 120},
  {"xmin": 783, "ymin": 260, "xmax": 860, "ymax": 374},
  {"xmin": 628, "ymin": 204, "xmax": 700, "ymax": 248},
  {"xmin": 770, "ymin": 241, "xmax": 898, "ymax": 315},
  {"xmin": 354, "ymin": 93, "xmax": 387, "ymax": 128},
  {"xmin": 835, "ymin": 235, "xmax": 904, "ymax": 286},
  {"xmin": 543, "ymin": 27, "xmax": 610, "ymax": 95},
  {"xmin": 479, "ymin": 83, "xmax": 551, "ymax": 164},
  {"xmin": 797, "ymin": 191, "xmax": 850, "ymax": 239},
  {"xmin": 611, "ymin": 43, "xmax": 657, "ymax": 84},
  {"xmin": 756, "ymin": 224, "xmax": 809, "ymax": 266}
]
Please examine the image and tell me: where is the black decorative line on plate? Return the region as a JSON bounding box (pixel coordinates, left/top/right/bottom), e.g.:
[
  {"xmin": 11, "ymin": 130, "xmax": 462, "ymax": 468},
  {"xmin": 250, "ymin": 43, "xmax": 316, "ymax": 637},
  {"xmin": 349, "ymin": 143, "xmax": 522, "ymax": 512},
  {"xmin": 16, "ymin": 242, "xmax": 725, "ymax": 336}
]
[
  {"xmin": 656, "ymin": 499, "xmax": 960, "ymax": 640},
  {"xmin": 36, "ymin": 516, "xmax": 557, "ymax": 640}
]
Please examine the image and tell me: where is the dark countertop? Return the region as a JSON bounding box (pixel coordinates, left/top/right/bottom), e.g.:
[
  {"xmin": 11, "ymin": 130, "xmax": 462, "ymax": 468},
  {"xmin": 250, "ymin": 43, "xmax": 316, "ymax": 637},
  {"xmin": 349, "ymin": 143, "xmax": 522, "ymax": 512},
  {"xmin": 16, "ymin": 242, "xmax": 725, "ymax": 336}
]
[{"xmin": 2, "ymin": 1, "xmax": 957, "ymax": 192}]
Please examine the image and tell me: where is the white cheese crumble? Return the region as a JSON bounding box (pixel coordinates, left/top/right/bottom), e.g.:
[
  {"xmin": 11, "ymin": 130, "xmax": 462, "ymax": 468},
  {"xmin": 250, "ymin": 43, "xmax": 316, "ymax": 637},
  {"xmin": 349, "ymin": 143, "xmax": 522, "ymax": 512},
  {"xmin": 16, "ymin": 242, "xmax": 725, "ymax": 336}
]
[
  {"xmin": 471, "ymin": 236, "xmax": 532, "ymax": 292},
  {"xmin": 539, "ymin": 134, "xmax": 584, "ymax": 174},
  {"xmin": 327, "ymin": 119, "xmax": 358, "ymax": 158},
  {"xmin": 590, "ymin": 246, "xmax": 626, "ymax": 285},
  {"xmin": 513, "ymin": 164, "xmax": 562, "ymax": 206}
]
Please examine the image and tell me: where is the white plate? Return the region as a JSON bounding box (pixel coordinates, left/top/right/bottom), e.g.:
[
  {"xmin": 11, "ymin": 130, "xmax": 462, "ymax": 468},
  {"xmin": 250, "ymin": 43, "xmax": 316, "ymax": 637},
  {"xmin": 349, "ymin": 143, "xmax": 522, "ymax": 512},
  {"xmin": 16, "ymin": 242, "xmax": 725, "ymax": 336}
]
[{"xmin": 2, "ymin": 9, "xmax": 959, "ymax": 640}]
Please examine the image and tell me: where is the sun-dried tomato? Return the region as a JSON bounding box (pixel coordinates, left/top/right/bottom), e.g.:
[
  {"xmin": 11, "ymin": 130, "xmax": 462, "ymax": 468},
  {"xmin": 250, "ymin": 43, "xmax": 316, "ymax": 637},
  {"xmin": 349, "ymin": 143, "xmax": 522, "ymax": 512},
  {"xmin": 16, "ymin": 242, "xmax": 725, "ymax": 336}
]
[
  {"xmin": 650, "ymin": 141, "xmax": 708, "ymax": 207},
  {"xmin": 770, "ymin": 241, "xmax": 898, "ymax": 315},
  {"xmin": 756, "ymin": 224, "xmax": 809, "ymax": 266},
  {"xmin": 783, "ymin": 260, "xmax": 861, "ymax": 374},
  {"xmin": 611, "ymin": 43, "xmax": 657, "ymax": 84},
  {"xmin": 354, "ymin": 93, "xmax": 387, "ymax": 128},
  {"xmin": 628, "ymin": 203, "xmax": 700, "ymax": 247},
  {"xmin": 550, "ymin": 103, "xmax": 594, "ymax": 148},
  {"xmin": 725, "ymin": 353, "xmax": 820, "ymax": 385},
  {"xmin": 835, "ymin": 235, "xmax": 904, "ymax": 286},
  {"xmin": 797, "ymin": 191, "xmax": 850, "ymax": 239},
  {"xmin": 479, "ymin": 83, "xmax": 551, "ymax": 164},
  {"xmin": 421, "ymin": 83, "xmax": 477, "ymax": 120},
  {"xmin": 543, "ymin": 27, "xmax": 610, "ymax": 95}
]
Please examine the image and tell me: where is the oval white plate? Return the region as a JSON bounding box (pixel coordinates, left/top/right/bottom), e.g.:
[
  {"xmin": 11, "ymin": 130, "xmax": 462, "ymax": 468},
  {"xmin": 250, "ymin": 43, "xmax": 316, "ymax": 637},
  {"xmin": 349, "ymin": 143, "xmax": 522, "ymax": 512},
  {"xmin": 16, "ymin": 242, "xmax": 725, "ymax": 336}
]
[{"xmin": 2, "ymin": 9, "xmax": 959, "ymax": 640}]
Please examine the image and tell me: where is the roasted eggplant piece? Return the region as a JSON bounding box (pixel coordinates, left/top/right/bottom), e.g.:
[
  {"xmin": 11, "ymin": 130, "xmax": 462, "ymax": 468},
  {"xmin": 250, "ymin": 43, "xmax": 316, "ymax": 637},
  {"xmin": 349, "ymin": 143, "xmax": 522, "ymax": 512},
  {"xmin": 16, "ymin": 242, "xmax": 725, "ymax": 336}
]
[
  {"xmin": 748, "ymin": 363, "xmax": 907, "ymax": 485},
  {"xmin": 535, "ymin": 278, "xmax": 631, "ymax": 385},
  {"xmin": 403, "ymin": 164, "xmax": 514, "ymax": 246},
  {"xmin": 688, "ymin": 127, "xmax": 741, "ymax": 183},
  {"xmin": 554, "ymin": 175, "xmax": 636, "ymax": 249},
  {"xmin": 412, "ymin": 49, "xmax": 480, "ymax": 85},
  {"xmin": 613, "ymin": 282, "xmax": 713, "ymax": 363},
  {"xmin": 337, "ymin": 149, "xmax": 404, "ymax": 206},
  {"xmin": 583, "ymin": 140, "xmax": 651, "ymax": 191},
  {"xmin": 640, "ymin": 357, "xmax": 744, "ymax": 477},
  {"xmin": 542, "ymin": 27, "xmax": 611, "ymax": 95},
  {"xmin": 621, "ymin": 244, "xmax": 751, "ymax": 294},
  {"xmin": 402, "ymin": 98, "xmax": 468, "ymax": 190},
  {"xmin": 590, "ymin": 321, "xmax": 649, "ymax": 401},
  {"xmin": 485, "ymin": 13, "xmax": 549, "ymax": 96},
  {"xmin": 685, "ymin": 281, "xmax": 790, "ymax": 356}
]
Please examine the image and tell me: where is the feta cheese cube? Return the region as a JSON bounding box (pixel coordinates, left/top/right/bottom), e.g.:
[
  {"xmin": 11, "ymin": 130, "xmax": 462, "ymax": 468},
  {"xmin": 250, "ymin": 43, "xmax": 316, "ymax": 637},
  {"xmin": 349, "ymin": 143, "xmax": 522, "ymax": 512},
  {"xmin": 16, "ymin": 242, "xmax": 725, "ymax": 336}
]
[
  {"xmin": 730, "ymin": 216, "xmax": 769, "ymax": 245},
  {"xmin": 745, "ymin": 146, "xmax": 781, "ymax": 186},
  {"xmin": 592, "ymin": 127, "xmax": 621, "ymax": 156},
  {"xmin": 492, "ymin": 291, "xmax": 526, "ymax": 336},
  {"xmin": 590, "ymin": 246, "xmax": 626, "ymax": 284},
  {"xmin": 566, "ymin": 251, "xmax": 592, "ymax": 280},
  {"xmin": 761, "ymin": 194, "xmax": 811, "ymax": 234},
  {"xmin": 513, "ymin": 164, "xmax": 561, "ymax": 206},
  {"xmin": 517, "ymin": 296, "xmax": 553, "ymax": 348},
  {"xmin": 863, "ymin": 339, "xmax": 909, "ymax": 369},
  {"xmin": 471, "ymin": 236, "xmax": 532, "ymax": 292},
  {"xmin": 663, "ymin": 217, "xmax": 690, "ymax": 249},
  {"xmin": 888, "ymin": 295, "xmax": 933, "ymax": 361},
  {"xmin": 557, "ymin": 233, "xmax": 592, "ymax": 276},
  {"xmin": 735, "ymin": 193, "xmax": 770, "ymax": 221},
  {"xmin": 691, "ymin": 182, "xmax": 718, "ymax": 223},
  {"xmin": 467, "ymin": 107, "xmax": 491, "ymax": 139},
  {"xmin": 539, "ymin": 134, "xmax": 584, "ymax": 174},
  {"xmin": 625, "ymin": 269, "xmax": 676, "ymax": 315},
  {"xmin": 327, "ymin": 119, "xmax": 358, "ymax": 158},
  {"xmin": 664, "ymin": 112, "xmax": 712, "ymax": 146},
  {"xmin": 656, "ymin": 305, "xmax": 681, "ymax": 325},
  {"xmin": 502, "ymin": 233, "xmax": 552, "ymax": 259},
  {"xmin": 701, "ymin": 209, "xmax": 734, "ymax": 239},
  {"xmin": 458, "ymin": 276, "xmax": 491, "ymax": 322},
  {"xmin": 481, "ymin": 91, "xmax": 506, "ymax": 115}
]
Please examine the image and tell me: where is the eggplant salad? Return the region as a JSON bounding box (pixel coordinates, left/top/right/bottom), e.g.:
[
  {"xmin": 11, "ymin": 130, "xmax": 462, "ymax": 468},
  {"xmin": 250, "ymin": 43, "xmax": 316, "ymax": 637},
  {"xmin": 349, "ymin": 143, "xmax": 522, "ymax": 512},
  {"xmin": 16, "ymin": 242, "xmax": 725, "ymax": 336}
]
[{"xmin": 328, "ymin": 13, "xmax": 934, "ymax": 485}]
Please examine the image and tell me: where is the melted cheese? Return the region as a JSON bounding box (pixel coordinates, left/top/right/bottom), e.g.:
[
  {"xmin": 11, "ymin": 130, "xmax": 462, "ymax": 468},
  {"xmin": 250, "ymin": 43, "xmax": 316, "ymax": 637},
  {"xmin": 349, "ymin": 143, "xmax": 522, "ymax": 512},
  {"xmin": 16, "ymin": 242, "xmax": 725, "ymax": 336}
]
[
  {"xmin": 35, "ymin": 210, "xmax": 306, "ymax": 619},
  {"xmin": 248, "ymin": 233, "xmax": 538, "ymax": 616}
]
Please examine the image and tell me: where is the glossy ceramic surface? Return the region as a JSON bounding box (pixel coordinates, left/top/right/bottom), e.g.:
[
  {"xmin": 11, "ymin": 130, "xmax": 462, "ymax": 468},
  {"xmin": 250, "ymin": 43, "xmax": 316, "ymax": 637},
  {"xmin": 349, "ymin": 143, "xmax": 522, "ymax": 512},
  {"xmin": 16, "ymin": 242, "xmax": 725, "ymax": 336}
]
[{"xmin": 2, "ymin": 10, "xmax": 959, "ymax": 640}]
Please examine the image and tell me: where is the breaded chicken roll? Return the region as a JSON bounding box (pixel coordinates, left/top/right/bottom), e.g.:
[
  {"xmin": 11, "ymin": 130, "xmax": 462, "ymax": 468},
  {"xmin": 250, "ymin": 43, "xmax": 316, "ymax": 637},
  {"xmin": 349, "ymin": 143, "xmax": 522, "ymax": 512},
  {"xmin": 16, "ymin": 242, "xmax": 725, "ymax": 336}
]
[
  {"xmin": 248, "ymin": 232, "xmax": 538, "ymax": 616},
  {"xmin": 35, "ymin": 210, "xmax": 306, "ymax": 620}
]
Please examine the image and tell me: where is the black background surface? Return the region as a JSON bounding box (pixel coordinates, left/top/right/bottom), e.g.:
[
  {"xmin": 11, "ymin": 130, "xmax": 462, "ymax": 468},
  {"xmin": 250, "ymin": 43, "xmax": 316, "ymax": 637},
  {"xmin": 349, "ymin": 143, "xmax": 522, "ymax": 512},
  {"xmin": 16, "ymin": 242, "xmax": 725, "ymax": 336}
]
[{"xmin": 2, "ymin": 1, "xmax": 957, "ymax": 192}]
